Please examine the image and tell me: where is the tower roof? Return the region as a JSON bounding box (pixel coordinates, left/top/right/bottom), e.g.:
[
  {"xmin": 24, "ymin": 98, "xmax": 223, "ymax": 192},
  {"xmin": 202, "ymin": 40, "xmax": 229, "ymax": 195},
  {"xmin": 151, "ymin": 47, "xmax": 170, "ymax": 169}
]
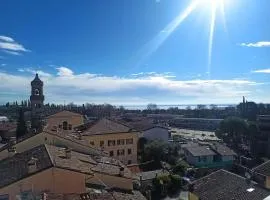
[{"xmin": 31, "ymin": 73, "xmax": 43, "ymax": 85}]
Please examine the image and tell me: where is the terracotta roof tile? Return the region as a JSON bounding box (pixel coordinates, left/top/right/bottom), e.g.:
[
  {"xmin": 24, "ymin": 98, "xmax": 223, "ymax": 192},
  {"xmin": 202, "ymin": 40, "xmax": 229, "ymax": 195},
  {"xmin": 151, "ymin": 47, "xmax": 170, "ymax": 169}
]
[
  {"xmin": 0, "ymin": 145, "xmax": 52, "ymax": 188},
  {"xmin": 82, "ymin": 118, "xmax": 131, "ymax": 136},
  {"xmin": 253, "ymin": 160, "xmax": 270, "ymax": 177},
  {"xmin": 192, "ymin": 169, "xmax": 270, "ymax": 200}
]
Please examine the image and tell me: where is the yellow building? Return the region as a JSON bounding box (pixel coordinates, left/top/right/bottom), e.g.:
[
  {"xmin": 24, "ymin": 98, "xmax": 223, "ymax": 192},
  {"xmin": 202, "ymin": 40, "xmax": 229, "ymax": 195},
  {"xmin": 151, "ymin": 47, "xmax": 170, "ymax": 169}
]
[
  {"xmin": 46, "ymin": 110, "xmax": 84, "ymax": 132},
  {"xmin": 0, "ymin": 129, "xmax": 104, "ymax": 160},
  {"xmin": 80, "ymin": 118, "xmax": 138, "ymax": 165},
  {"xmin": 0, "ymin": 144, "xmax": 133, "ymax": 200}
]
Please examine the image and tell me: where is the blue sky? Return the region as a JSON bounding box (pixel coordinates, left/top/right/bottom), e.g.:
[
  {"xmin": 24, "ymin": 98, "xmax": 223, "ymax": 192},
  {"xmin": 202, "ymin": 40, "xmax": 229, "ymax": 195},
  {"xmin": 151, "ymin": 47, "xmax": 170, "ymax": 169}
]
[{"xmin": 0, "ymin": 0, "xmax": 269, "ymax": 105}]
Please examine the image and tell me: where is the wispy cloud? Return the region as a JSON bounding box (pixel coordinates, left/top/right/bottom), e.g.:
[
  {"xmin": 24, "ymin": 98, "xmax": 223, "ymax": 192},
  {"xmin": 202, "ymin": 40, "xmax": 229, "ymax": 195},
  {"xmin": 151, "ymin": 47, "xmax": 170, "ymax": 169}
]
[
  {"xmin": 1, "ymin": 64, "xmax": 6, "ymax": 66},
  {"xmin": 3, "ymin": 50, "xmax": 21, "ymax": 55},
  {"xmin": 131, "ymin": 71, "xmax": 175, "ymax": 78},
  {"xmin": 18, "ymin": 68, "xmax": 52, "ymax": 77},
  {"xmin": 0, "ymin": 66, "xmax": 264, "ymax": 104},
  {"xmin": 251, "ymin": 68, "xmax": 270, "ymax": 74},
  {"xmin": 0, "ymin": 35, "xmax": 29, "ymax": 55},
  {"xmin": 240, "ymin": 41, "xmax": 270, "ymax": 48},
  {"xmin": 0, "ymin": 36, "xmax": 14, "ymax": 42},
  {"xmin": 56, "ymin": 66, "xmax": 74, "ymax": 77}
]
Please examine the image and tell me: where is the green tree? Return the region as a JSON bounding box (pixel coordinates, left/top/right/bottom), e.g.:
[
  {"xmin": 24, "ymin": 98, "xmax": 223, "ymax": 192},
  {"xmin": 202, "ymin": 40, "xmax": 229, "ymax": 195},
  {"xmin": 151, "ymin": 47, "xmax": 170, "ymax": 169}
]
[
  {"xmin": 142, "ymin": 140, "xmax": 168, "ymax": 165},
  {"xmin": 153, "ymin": 174, "xmax": 182, "ymax": 197},
  {"xmin": 147, "ymin": 103, "xmax": 158, "ymax": 110},
  {"xmin": 217, "ymin": 117, "xmax": 248, "ymax": 146},
  {"xmin": 172, "ymin": 160, "xmax": 189, "ymax": 176},
  {"xmin": 16, "ymin": 108, "xmax": 27, "ymax": 138}
]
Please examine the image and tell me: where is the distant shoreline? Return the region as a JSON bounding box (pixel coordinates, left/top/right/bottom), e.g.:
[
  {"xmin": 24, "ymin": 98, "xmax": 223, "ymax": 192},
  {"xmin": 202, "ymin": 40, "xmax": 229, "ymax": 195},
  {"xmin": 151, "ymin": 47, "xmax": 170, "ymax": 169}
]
[{"xmin": 121, "ymin": 104, "xmax": 237, "ymax": 110}]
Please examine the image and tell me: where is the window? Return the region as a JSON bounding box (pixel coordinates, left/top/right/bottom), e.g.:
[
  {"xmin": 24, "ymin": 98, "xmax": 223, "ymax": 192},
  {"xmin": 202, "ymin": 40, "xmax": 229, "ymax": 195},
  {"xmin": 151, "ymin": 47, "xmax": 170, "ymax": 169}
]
[
  {"xmin": 126, "ymin": 138, "xmax": 133, "ymax": 145},
  {"xmin": 63, "ymin": 121, "xmax": 68, "ymax": 130},
  {"xmin": 34, "ymin": 89, "xmax": 40, "ymax": 95},
  {"xmin": 90, "ymin": 141, "xmax": 95, "ymax": 146},
  {"xmin": 198, "ymin": 157, "xmax": 201, "ymax": 162},
  {"xmin": 110, "ymin": 151, "xmax": 114, "ymax": 156},
  {"xmin": 100, "ymin": 141, "xmax": 104, "ymax": 147},
  {"xmin": 128, "ymin": 160, "xmax": 132, "ymax": 164},
  {"xmin": 68, "ymin": 124, "xmax": 72, "ymax": 130},
  {"xmin": 117, "ymin": 149, "xmax": 125, "ymax": 156},
  {"xmin": 58, "ymin": 124, "xmax": 62, "ymax": 129},
  {"xmin": 128, "ymin": 149, "xmax": 132, "ymax": 155},
  {"xmin": 108, "ymin": 140, "xmax": 115, "ymax": 146},
  {"xmin": 202, "ymin": 156, "xmax": 207, "ymax": 162},
  {"xmin": 117, "ymin": 139, "xmax": 125, "ymax": 145}
]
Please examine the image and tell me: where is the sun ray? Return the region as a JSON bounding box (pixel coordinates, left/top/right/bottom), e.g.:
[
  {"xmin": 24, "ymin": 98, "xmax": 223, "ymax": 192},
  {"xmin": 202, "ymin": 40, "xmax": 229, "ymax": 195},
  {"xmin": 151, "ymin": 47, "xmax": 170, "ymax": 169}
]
[
  {"xmin": 134, "ymin": 0, "xmax": 199, "ymax": 68},
  {"xmin": 220, "ymin": 1, "xmax": 228, "ymax": 34},
  {"xmin": 207, "ymin": 1, "xmax": 217, "ymax": 78}
]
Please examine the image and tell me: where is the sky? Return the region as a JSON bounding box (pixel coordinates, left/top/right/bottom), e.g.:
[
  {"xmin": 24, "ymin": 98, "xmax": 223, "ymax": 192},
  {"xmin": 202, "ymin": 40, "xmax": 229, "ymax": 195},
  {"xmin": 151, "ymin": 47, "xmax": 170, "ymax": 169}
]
[{"xmin": 0, "ymin": 0, "xmax": 269, "ymax": 106}]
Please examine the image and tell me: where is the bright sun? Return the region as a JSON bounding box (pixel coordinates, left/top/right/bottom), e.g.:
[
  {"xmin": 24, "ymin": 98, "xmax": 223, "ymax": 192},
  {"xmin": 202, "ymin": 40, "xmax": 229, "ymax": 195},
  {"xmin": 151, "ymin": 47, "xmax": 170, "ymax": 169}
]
[{"xmin": 140, "ymin": 0, "xmax": 233, "ymax": 78}]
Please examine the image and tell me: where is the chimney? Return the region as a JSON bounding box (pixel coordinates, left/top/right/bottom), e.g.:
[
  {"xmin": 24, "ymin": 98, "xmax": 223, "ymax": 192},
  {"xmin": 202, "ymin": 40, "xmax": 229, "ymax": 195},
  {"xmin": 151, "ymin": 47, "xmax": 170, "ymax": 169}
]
[
  {"xmin": 28, "ymin": 157, "xmax": 38, "ymax": 173},
  {"xmin": 64, "ymin": 148, "xmax": 71, "ymax": 159},
  {"xmin": 119, "ymin": 167, "xmax": 125, "ymax": 177},
  {"xmin": 8, "ymin": 137, "xmax": 17, "ymax": 157}
]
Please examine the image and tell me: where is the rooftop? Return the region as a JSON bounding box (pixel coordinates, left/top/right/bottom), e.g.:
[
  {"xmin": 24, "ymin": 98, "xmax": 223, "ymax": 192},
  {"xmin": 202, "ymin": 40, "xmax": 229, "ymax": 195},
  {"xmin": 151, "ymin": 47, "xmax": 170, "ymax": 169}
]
[
  {"xmin": 0, "ymin": 144, "xmax": 132, "ymax": 189},
  {"xmin": 0, "ymin": 122, "xmax": 17, "ymax": 132},
  {"xmin": 0, "ymin": 145, "xmax": 53, "ymax": 188},
  {"xmin": 81, "ymin": 118, "xmax": 132, "ymax": 136},
  {"xmin": 253, "ymin": 160, "xmax": 270, "ymax": 177},
  {"xmin": 184, "ymin": 145, "xmax": 216, "ymax": 157},
  {"xmin": 46, "ymin": 110, "xmax": 83, "ymax": 119},
  {"xmin": 123, "ymin": 120, "xmax": 167, "ymax": 132},
  {"xmin": 26, "ymin": 190, "xmax": 146, "ymax": 200},
  {"xmin": 210, "ymin": 142, "xmax": 236, "ymax": 156},
  {"xmin": 170, "ymin": 128, "xmax": 220, "ymax": 141},
  {"xmin": 191, "ymin": 169, "xmax": 270, "ymax": 200}
]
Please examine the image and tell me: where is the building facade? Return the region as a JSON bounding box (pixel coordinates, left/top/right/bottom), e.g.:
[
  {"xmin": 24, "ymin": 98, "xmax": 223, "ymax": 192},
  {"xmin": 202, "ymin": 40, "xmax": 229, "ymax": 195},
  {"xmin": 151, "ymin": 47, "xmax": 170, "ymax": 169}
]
[
  {"xmin": 46, "ymin": 110, "xmax": 84, "ymax": 132},
  {"xmin": 80, "ymin": 118, "xmax": 139, "ymax": 165}
]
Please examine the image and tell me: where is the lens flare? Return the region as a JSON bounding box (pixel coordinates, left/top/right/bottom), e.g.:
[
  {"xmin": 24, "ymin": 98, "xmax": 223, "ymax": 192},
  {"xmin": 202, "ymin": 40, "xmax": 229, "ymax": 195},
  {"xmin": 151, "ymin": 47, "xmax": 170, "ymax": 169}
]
[
  {"xmin": 207, "ymin": 1, "xmax": 217, "ymax": 78},
  {"xmin": 135, "ymin": 1, "xmax": 199, "ymax": 67},
  {"xmin": 134, "ymin": 0, "xmax": 231, "ymax": 77}
]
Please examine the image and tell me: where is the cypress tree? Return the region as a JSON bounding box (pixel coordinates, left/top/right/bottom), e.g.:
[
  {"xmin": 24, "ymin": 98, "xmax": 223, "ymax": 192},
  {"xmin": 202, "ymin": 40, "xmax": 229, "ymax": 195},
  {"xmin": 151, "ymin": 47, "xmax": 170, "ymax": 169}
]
[{"xmin": 16, "ymin": 108, "xmax": 27, "ymax": 138}]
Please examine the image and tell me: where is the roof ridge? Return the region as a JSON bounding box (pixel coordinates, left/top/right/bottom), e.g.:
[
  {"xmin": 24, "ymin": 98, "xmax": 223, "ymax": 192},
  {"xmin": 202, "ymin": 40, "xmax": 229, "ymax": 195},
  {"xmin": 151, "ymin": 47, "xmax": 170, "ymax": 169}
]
[
  {"xmin": 253, "ymin": 160, "xmax": 270, "ymax": 171},
  {"xmin": 192, "ymin": 169, "xmax": 247, "ymax": 185},
  {"xmin": 43, "ymin": 130, "xmax": 104, "ymax": 156},
  {"xmin": 44, "ymin": 144, "xmax": 56, "ymax": 167},
  {"xmin": 46, "ymin": 110, "xmax": 82, "ymax": 118}
]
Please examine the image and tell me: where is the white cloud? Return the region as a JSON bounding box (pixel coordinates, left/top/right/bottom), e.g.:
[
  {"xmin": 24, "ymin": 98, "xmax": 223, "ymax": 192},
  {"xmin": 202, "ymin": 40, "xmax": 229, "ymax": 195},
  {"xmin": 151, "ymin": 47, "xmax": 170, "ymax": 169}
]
[
  {"xmin": 240, "ymin": 41, "xmax": 270, "ymax": 47},
  {"xmin": 0, "ymin": 35, "xmax": 29, "ymax": 55},
  {"xmin": 57, "ymin": 66, "xmax": 74, "ymax": 77},
  {"xmin": 0, "ymin": 36, "xmax": 14, "ymax": 42},
  {"xmin": 0, "ymin": 66, "xmax": 265, "ymax": 104},
  {"xmin": 3, "ymin": 50, "xmax": 21, "ymax": 55},
  {"xmin": 251, "ymin": 68, "xmax": 270, "ymax": 74},
  {"xmin": 18, "ymin": 68, "xmax": 52, "ymax": 77},
  {"xmin": 131, "ymin": 71, "xmax": 175, "ymax": 78},
  {"xmin": 1, "ymin": 63, "xmax": 6, "ymax": 66}
]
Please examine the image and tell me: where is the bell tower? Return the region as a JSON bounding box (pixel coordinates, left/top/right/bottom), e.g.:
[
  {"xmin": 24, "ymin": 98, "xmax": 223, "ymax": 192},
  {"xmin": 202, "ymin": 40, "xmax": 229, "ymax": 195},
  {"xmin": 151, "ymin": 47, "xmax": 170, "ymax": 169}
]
[{"xmin": 30, "ymin": 73, "xmax": 45, "ymax": 132}]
